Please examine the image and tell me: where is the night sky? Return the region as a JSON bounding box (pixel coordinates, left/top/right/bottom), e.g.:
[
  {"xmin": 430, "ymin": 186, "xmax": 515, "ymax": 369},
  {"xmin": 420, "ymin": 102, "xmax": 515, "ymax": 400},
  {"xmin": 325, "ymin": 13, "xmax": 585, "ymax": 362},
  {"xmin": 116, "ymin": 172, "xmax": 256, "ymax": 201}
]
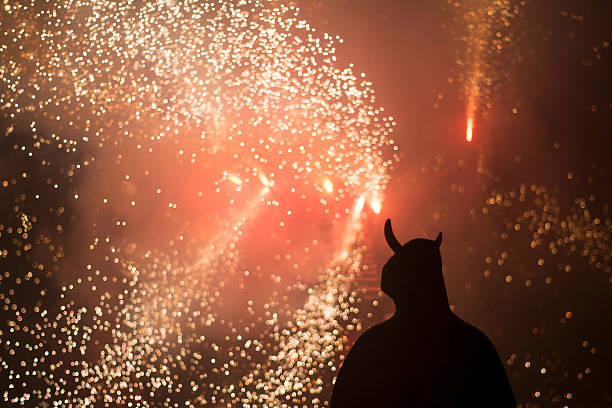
[{"xmin": 1, "ymin": 0, "xmax": 611, "ymax": 407}]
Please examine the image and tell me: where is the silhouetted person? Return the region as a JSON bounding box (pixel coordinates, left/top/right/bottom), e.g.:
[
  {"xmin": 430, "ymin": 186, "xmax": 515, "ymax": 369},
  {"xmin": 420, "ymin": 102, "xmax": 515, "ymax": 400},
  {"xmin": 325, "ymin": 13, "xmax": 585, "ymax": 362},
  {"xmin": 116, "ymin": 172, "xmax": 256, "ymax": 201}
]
[{"xmin": 330, "ymin": 219, "xmax": 516, "ymax": 407}]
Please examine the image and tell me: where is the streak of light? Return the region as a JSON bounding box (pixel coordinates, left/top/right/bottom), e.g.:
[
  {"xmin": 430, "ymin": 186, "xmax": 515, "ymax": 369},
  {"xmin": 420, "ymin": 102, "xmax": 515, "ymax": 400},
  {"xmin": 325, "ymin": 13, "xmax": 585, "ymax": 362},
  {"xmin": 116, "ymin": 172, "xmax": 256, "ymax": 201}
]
[
  {"xmin": 466, "ymin": 117, "xmax": 474, "ymax": 143},
  {"xmin": 370, "ymin": 197, "xmax": 382, "ymax": 214},
  {"xmin": 228, "ymin": 174, "xmax": 243, "ymax": 185},
  {"xmin": 353, "ymin": 194, "xmax": 366, "ymax": 218},
  {"xmin": 258, "ymin": 172, "xmax": 273, "ymax": 187}
]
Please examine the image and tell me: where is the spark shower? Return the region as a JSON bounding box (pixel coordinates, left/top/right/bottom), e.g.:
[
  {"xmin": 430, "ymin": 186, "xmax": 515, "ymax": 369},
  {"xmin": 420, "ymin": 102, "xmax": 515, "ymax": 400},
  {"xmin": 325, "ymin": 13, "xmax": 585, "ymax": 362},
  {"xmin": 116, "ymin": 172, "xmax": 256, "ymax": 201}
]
[{"xmin": 1, "ymin": 0, "xmax": 395, "ymax": 406}]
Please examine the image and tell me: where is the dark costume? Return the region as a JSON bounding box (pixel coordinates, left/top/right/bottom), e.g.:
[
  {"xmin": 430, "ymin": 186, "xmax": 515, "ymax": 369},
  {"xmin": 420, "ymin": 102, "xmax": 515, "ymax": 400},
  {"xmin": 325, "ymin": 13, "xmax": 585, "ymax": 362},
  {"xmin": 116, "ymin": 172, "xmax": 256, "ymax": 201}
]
[{"xmin": 330, "ymin": 219, "xmax": 516, "ymax": 407}]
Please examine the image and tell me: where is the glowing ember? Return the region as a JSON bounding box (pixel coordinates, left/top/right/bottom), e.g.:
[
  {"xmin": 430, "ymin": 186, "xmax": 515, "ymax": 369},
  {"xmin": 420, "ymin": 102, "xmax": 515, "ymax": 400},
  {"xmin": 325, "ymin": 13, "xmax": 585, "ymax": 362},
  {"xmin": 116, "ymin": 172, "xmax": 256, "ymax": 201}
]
[
  {"xmin": 466, "ymin": 116, "xmax": 474, "ymax": 142},
  {"xmin": 370, "ymin": 197, "xmax": 382, "ymax": 214}
]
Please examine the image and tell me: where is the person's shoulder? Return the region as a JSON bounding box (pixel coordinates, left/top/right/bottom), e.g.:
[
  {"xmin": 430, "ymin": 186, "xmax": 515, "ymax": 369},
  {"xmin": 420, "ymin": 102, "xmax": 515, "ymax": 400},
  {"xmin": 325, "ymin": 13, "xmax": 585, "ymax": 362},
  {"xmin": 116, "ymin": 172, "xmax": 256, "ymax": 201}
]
[
  {"xmin": 350, "ymin": 318, "xmax": 395, "ymax": 349},
  {"xmin": 450, "ymin": 314, "xmax": 498, "ymax": 352},
  {"xmin": 356, "ymin": 319, "xmax": 388, "ymax": 341}
]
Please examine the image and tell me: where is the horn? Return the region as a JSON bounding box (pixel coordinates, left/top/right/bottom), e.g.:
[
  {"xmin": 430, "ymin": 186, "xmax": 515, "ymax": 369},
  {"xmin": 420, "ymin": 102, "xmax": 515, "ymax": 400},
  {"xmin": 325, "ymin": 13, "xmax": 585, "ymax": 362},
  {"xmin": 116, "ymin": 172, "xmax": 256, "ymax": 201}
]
[
  {"xmin": 434, "ymin": 232, "xmax": 442, "ymax": 247},
  {"xmin": 384, "ymin": 218, "xmax": 402, "ymax": 252}
]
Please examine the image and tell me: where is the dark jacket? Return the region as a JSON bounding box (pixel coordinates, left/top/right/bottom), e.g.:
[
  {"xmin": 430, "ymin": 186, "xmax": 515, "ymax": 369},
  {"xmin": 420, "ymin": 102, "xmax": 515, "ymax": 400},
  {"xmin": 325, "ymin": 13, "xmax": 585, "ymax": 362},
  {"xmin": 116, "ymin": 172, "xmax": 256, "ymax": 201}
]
[{"xmin": 330, "ymin": 221, "xmax": 516, "ymax": 407}]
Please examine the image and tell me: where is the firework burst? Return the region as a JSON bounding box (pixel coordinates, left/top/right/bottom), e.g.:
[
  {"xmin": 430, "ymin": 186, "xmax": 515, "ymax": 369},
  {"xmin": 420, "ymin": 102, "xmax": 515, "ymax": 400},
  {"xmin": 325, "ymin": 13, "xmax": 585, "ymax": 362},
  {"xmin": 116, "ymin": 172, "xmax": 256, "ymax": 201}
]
[{"xmin": 1, "ymin": 1, "xmax": 396, "ymax": 406}]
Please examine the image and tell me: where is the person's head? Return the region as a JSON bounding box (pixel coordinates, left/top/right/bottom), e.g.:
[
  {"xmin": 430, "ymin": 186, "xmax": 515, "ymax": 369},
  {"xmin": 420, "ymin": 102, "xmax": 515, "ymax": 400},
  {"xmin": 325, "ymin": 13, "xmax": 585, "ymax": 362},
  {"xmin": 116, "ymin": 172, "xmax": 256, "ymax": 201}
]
[{"xmin": 381, "ymin": 219, "xmax": 448, "ymax": 312}]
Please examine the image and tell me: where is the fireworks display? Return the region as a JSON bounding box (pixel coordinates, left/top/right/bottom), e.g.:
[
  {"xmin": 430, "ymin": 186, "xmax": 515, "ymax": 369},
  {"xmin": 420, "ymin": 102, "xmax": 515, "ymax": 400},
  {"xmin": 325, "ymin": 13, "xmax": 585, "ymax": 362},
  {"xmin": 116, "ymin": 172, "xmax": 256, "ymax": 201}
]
[
  {"xmin": 1, "ymin": 1, "xmax": 395, "ymax": 406},
  {"xmin": 446, "ymin": 0, "xmax": 527, "ymax": 142},
  {"xmin": 1, "ymin": 0, "xmax": 611, "ymax": 407}
]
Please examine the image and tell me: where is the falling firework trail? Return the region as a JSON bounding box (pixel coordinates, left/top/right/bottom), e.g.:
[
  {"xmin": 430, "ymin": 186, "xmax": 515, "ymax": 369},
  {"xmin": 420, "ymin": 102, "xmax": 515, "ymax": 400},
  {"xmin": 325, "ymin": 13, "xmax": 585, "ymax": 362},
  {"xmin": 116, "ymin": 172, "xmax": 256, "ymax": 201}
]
[{"xmin": 450, "ymin": 0, "xmax": 526, "ymax": 142}]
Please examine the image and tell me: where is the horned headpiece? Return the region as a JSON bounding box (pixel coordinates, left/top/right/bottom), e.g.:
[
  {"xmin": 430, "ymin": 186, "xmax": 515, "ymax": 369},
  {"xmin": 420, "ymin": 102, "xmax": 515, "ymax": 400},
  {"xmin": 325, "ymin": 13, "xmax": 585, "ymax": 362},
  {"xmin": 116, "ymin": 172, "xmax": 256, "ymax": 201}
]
[{"xmin": 384, "ymin": 218, "xmax": 442, "ymax": 252}]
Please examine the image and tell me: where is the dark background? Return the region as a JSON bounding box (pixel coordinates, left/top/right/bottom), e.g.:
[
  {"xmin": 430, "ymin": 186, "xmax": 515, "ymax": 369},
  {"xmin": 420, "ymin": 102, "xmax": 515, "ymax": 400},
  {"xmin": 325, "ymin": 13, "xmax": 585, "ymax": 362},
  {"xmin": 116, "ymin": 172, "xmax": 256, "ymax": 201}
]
[
  {"xmin": 1, "ymin": 0, "xmax": 611, "ymax": 406},
  {"xmin": 303, "ymin": 0, "xmax": 612, "ymax": 405}
]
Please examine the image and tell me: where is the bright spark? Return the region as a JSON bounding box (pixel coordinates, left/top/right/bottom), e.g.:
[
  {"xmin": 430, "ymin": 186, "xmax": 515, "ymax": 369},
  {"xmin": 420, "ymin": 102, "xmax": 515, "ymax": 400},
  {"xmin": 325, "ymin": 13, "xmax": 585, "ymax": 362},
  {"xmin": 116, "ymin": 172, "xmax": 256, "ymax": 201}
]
[
  {"xmin": 229, "ymin": 174, "xmax": 243, "ymax": 185},
  {"xmin": 353, "ymin": 194, "xmax": 366, "ymax": 218},
  {"xmin": 324, "ymin": 178, "xmax": 334, "ymax": 193},
  {"xmin": 466, "ymin": 117, "xmax": 474, "ymax": 143},
  {"xmin": 370, "ymin": 198, "xmax": 382, "ymax": 214}
]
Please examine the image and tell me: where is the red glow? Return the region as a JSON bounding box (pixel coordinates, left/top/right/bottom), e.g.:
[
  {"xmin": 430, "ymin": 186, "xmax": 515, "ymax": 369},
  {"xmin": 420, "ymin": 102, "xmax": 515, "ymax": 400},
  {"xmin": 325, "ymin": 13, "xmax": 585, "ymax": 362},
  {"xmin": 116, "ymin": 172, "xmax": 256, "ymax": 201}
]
[{"xmin": 466, "ymin": 117, "xmax": 474, "ymax": 142}]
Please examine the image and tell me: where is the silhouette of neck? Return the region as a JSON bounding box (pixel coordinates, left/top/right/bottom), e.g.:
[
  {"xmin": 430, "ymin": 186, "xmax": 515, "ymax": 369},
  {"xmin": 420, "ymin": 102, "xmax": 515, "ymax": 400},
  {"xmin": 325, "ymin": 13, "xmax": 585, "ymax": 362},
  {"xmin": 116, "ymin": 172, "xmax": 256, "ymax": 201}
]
[
  {"xmin": 389, "ymin": 272, "xmax": 452, "ymax": 326},
  {"xmin": 392, "ymin": 297, "xmax": 451, "ymax": 322}
]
